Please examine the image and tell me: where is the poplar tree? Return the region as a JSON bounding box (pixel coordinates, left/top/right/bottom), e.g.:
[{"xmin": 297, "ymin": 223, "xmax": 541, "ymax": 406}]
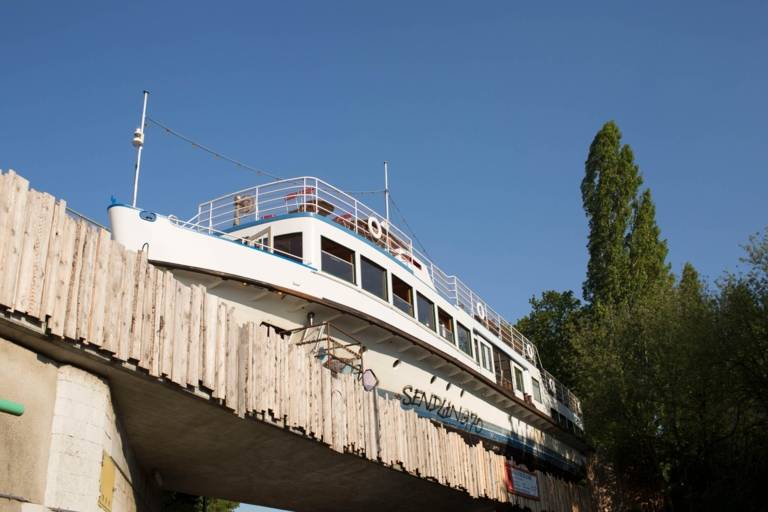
[
  {"xmin": 581, "ymin": 121, "xmax": 642, "ymax": 306},
  {"xmin": 626, "ymin": 189, "xmax": 673, "ymax": 302}
]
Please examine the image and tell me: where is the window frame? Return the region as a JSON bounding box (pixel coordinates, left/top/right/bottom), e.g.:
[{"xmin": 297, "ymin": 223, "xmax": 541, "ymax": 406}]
[
  {"xmin": 480, "ymin": 343, "xmax": 492, "ymax": 371},
  {"xmin": 531, "ymin": 377, "xmax": 542, "ymax": 403},
  {"xmin": 437, "ymin": 307, "xmax": 455, "ymax": 344},
  {"xmin": 391, "ymin": 274, "xmax": 414, "ymax": 317},
  {"xmin": 320, "ymin": 236, "xmax": 356, "ymax": 284},
  {"xmin": 513, "ymin": 365, "xmax": 525, "ymax": 394},
  {"xmin": 456, "ymin": 322, "xmax": 473, "ymax": 357},
  {"xmin": 416, "ymin": 292, "xmax": 436, "ymax": 331},
  {"xmin": 360, "ymin": 255, "xmax": 388, "ymax": 301},
  {"xmin": 273, "ymin": 232, "xmax": 303, "ymax": 262}
]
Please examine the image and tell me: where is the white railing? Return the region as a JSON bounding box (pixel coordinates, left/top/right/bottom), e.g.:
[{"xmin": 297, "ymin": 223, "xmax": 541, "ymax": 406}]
[
  {"xmin": 192, "ymin": 176, "xmax": 581, "ymax": 417},
  {"xmin": 169, "ymin": 215, "xmax": 310, "ymax": 266}
]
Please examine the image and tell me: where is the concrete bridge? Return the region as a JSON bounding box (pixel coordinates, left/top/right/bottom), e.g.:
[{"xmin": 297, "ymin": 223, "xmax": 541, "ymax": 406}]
[{"xmin": 0, "ymin": 170, "xmax": 592, "ymax": 512}]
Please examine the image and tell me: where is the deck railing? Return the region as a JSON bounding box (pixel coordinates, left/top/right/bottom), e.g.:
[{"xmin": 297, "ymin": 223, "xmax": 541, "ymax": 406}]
[{"xmin": 191, "ymin": 176, "xmax": 581, "ymax": 417}]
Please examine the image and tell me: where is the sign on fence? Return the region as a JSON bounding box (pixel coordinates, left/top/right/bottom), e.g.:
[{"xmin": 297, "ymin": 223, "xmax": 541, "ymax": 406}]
[{"xmin": 505, "ymin": 462, "xmax": 540, "ymax": 500}]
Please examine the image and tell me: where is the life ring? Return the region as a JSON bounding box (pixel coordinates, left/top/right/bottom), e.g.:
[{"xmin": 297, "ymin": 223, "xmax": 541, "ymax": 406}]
[
  {"xmin": 525, "ymin": 343, "xmax": 535, "ymax": 360},
  {"xmin": 547, "ymin": 377, "xmax": 556, "ymax": 393},
  {"xmin": 475, "ymin": 301, "xmax": 487, "ymax": 320},
  {"xmin": 367, "ymin": 216, "xmax": 383, "ymax": 240}
]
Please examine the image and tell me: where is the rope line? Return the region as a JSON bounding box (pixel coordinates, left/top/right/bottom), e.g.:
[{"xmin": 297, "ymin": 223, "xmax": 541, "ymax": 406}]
[
  {"xmin": 146, "ymin": 116, "xmax": 283, "ymax": 181},
  {"xmin": 144, "ymin": 117, "xmax": 434, "ymax": 261},
  {"xmin": 389, "ymin": 196, "xmax": 433, "ymax": 261}
]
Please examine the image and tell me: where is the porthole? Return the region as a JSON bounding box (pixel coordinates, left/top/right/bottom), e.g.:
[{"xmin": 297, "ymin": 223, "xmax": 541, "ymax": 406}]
[
  {"xmin": 445, "ymin": 383, "xmax": 452, "ymax": 391},
  {"xmin": 460, "ymin": 389, "xmax": 465, "ymax": 397},
  {"xmin": 392, "ymin": 359, "xmax": 401, "ymax": 368},
  {"xmin": 430, "ymin": 375, "xmax": 437, "ymax": 384}
]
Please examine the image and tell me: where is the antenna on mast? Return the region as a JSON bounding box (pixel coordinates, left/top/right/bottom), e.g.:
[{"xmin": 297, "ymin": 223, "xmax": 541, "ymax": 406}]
[
  {"xmin": 383, "ymin": 161, "xmax": 391, "ymax": 249},
  {"xmin": 384, "ymin": 160, "xmax": 390, "ymax": 226},
  {"xmin": 131, "ymin": 90, "xmax": 150, "ymax": 207}
]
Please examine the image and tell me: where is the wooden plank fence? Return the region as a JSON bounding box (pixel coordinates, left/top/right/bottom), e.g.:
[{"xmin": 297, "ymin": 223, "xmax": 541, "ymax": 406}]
[{"xmin": 0, "ymin": 170, "xmax": 592, "ymax": 511}]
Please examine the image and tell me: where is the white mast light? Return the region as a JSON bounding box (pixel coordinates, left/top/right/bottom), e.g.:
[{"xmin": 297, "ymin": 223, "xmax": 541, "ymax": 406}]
[{"xmin": 131, "ymin": 90, "xmax": 150, "ymax": 208}]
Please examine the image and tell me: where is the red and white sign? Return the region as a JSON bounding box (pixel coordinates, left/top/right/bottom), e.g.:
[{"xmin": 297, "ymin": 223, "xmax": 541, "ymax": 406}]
[{"xmin": 505, "ymin": 462, "xmax": 540, "ymax": 500}]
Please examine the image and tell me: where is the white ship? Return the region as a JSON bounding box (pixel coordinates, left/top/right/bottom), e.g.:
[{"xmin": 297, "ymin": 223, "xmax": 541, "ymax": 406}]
[{"xmin": 109, "ymin": 174, "xmax": 588, "ymax": 478}]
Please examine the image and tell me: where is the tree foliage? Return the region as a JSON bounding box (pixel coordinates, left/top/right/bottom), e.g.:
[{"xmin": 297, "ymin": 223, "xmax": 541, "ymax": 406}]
[
  {"xmin": 517, "ymin": 120, "xmax": 767, "ymax": 510},
  {"xmin": 515, "ymin": 290, "xmax": 582, "ymax": 389},
  {"xmin": 162, "ymin": 492, "xmax": 239, "ymax": 512},
  {"xmin": 581, "ymin": 121, "xmax": 642, "ymax": 306}
]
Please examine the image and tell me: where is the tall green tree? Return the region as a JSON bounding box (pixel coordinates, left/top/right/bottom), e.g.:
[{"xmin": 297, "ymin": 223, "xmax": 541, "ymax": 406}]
[
  {"xmin": 581, "ymin": 121, "xmax": 643, "ymax": 306},
  {"xmin": 515, "ymin": 290, "xmax": 582, "ymax": 388},
  {"xmin": 626, "ymin": 189, "xmax": 672, "ymax": 302}
]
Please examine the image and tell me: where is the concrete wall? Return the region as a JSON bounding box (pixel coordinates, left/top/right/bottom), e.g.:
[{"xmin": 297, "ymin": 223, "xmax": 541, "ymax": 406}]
[
  {"xmin": 0, "ymin": 339, "xmax": 58, "ymax": 508},
  {"xmin": 0, "ymin": 338, "xmax": 159, "ymax": 512}
]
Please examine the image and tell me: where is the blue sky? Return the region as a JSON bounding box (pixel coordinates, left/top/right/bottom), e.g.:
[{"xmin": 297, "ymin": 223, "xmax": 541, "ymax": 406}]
[
  {"xmin": 2, "ymin": 1, "xmax": 765, "ymax": 509},
  {"xmin": 3, "ymin": 3, "xmax": 767, "ymax": 314}
]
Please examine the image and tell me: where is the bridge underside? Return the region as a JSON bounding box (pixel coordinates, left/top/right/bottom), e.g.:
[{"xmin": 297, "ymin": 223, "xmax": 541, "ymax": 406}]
[{"xmin": 2, "ymin": 316, "xmax": 502, "ymax": 512}]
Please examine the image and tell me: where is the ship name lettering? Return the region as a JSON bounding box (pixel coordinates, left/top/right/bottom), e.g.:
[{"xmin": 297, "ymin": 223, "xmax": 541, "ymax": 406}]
[{"xmin": 401, "ymin": 385, "xmax": 483, "ymax": 433}]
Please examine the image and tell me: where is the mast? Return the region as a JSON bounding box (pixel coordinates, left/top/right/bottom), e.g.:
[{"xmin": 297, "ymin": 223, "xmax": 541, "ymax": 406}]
[
  {"xmin": 384, "ymin": 161, "xmax": 390, "ymax": 226},
  {"xmin": 131, "ymin": 90, "xmax": 150, "ymax": 208},
  {"xmin": 383, "ymin": 161, "xmax": 390, "ymax": 249}
]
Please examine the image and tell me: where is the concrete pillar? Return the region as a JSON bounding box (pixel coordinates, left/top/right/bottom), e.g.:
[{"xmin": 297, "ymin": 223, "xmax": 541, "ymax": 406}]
[
  {"xmin": 0, "ymin": 337, "xmax": 159, "ymax": 512},
  {"xmin": 43, "ymin": 365, "xmax": 159, "ymax": 512}
]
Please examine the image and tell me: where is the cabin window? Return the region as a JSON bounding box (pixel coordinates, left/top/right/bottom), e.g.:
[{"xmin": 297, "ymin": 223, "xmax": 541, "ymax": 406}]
[
  {"xmin": 493, "ymin": 348, "xmax": 514, "ymax": 392},
  {"xmin": 361, "ymin": 256, "xmax": 387, "ymax": 300},
  {"xmin": 480, "ymin": 343, "xmax": 492, "ymax": 371},
  {"xmin": 321, "ymin": 237, "xmax": 355, "ymax": 284},
  {"xmin": 457, "ymin": 323, "xmax": 472, "ymax": 356},
  {"xmin": 514, "ymin": 366, "xmax": 525, "ymax": 393},
  {"xmin": 437, "ymin": 308, "xmax": 454, "ymax": 343},
  {"xmin": 473, "ymin": 338, "xmax": 480, "ymax": 363},
  {"xmin": 274, "ymin": 233, "xmax": 303, "ymax": 262},
  {"xmin": 531, "ymin": 377, "xmax": 542, "ymax": 403},
  {"xmin": 392, "ymin": 275, "xmax": 414, "ymax": 316},
  {"xmin": 416, "ymin": 293, "xmax": 436, "ymax": 331}
]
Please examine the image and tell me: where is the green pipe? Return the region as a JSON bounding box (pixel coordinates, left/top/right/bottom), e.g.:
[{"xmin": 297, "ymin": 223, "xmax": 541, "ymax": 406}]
[{"xmin": 0, "ymin": 399, "xmax": 24, "ymax": 416}]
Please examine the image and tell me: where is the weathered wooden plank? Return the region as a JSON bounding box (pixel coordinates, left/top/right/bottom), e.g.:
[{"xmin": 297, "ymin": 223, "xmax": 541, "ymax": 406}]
[
  {"xmin": 201, "ymin": 293, "xmax": 218, "ymax": 390},
  {"xmin": 0, "ymin": 176, "xmax": 30, "ymax": 310},
  {"xmin": 0, "ymin": 170, "xmax": 20, "ymax": 280},
  {"xmin": 252, "ymin": 324, "xmax": 266, "ymax": 414},
  {"xmin": 139, "ymin": 263, "xmax": 157, "ymax": 372},
  {"xmin": 225, "ymin": 306, "xmax": 238, "ymax": 409},
  {"xmin": 102, "ymin": 242, "xmax": 125, "ymax": 354},
  {"xmin": 14, "ymin": 191, "xmax": 55, "ymax": 317},
  {"xmin": 247, "ymin": 321, "xmax": 256, "ymax": 413},
  {"xmin": 160, "ymin": 271, "xmax": 176, "ymax": 377},
  {"xmin": 187, "ymin": 284, "xmax": 203, "ymax": 387},
  {"xmin": 171, "ymin": 282, "xmax": 190, "ymax": 386},
  {"xmin": 40, "ymin": 199, "xmax": 67, "ymax": 320},
  {"xmin": 149, "ymin": 267, "xmax": 165, "ymax": 377},
  {"xmin": 213, "ymin": 302, "xmax": 227, "ymax": 400},
  {"xmin": 129, "ymin": 250, "xmax": 148, "ymax": 361},
  {"xmin": 117, "ymin": 249, "xmax": 135, "ymax": 360},
  {"xmin": 87, "ymin": 228, "xmax": 112, "ymax": 345},
  {"xmin": 12, "ymin": 189, "xmax": 43, "ymax": 313},
  {"xmin": 75, "ymin": 226, "xmax": 99, "ymax": 340},
  {"xmin": 0, "ymin": 174, "xmax": 30, "ymax": 309},
  {"xmin": 49, "ymin": 215, "xmax": 76, "ymax": 337},
  {"xmin": 64, "ymin": 221, "xmax": 87, "ymax": 339},
  {"xmin": 236, "ymin": 323, "xmax": 249, "ymax": 417}
]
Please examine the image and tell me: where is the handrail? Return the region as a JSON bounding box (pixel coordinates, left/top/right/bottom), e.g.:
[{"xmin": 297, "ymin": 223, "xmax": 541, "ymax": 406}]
[
  {"xmin": 194, "ymin": 176, "xmax": 581, "ymax": 416},
  {"xmin": 168, "ymin": 216, "xmax": 310, "ymax": 266}
]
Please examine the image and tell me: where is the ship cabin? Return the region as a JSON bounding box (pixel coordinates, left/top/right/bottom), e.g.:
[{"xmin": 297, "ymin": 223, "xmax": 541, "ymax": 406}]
[{"xmin": 187, "ymin": 178, "xmax": 583, "ymax": 432}]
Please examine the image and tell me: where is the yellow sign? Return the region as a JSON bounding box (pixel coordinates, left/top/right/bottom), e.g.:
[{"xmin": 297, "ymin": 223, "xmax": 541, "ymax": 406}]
[{"xmin": 98, "ymin": 451, "xmax": 115, "ymax": 512}]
